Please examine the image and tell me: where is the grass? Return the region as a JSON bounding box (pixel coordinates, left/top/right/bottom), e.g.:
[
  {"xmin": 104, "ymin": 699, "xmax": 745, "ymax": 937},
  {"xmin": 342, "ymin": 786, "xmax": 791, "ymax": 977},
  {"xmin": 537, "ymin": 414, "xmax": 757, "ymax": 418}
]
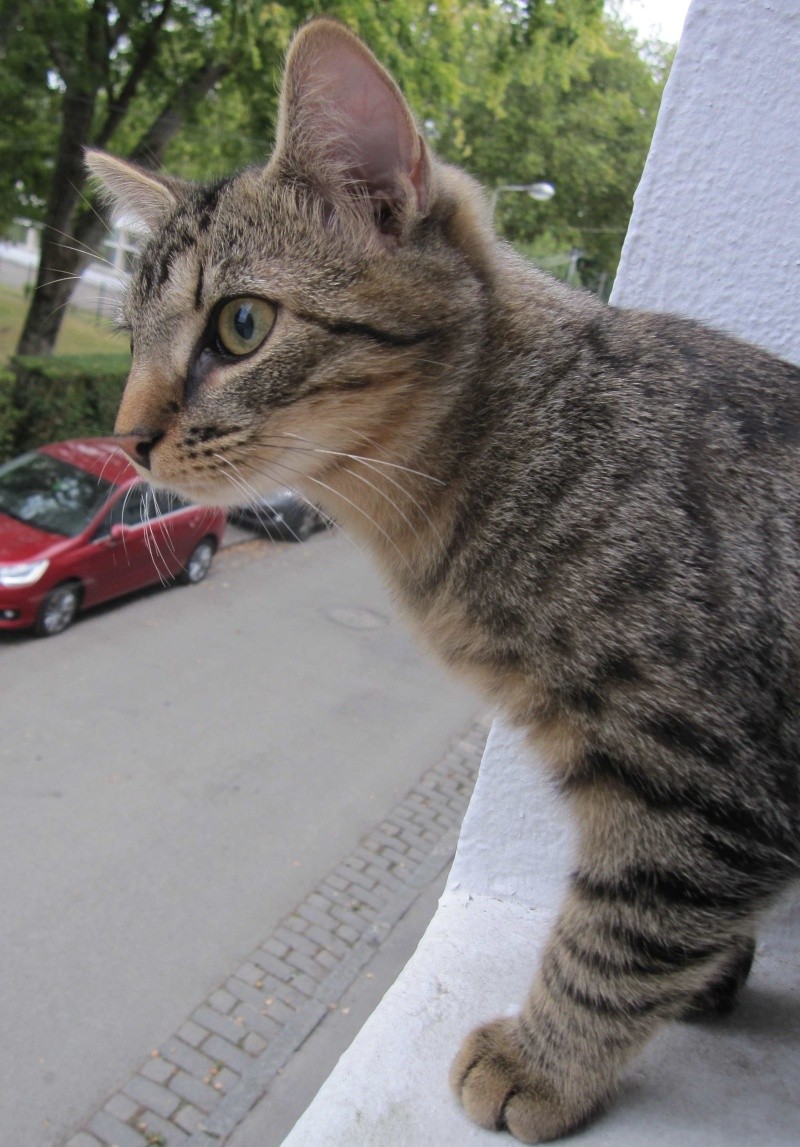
[{"xmin": 0, "ymin": 282, "xmax": 127, "ymax": 364}]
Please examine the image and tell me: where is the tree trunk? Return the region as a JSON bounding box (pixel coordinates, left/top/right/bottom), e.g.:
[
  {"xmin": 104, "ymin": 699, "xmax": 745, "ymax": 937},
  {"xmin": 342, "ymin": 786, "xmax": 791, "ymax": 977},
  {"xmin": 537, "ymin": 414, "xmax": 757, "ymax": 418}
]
[
  {"xmin": 14, "ymin": 82, "xmax": 101, "ymax": 356},
  {"xmin": 15, "ymin": 52, "xmax": 229, "ymax": 358}
]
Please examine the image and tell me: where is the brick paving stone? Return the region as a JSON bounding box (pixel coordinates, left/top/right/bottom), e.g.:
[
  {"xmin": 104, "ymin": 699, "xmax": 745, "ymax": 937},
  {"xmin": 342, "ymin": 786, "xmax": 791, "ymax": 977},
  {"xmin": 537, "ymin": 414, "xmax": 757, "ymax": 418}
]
[
  {"xmin": 315, "ymin": 948, "xmax": 339, "ymax": 971},
  {"xmin": 208, "ymin": 988, "xmax": 237, "ymax": 1014},
  {"xmin": 307, "ymin": 891, "xmax": 336, "ymax": 912},
  {"xmin": 175, "ymin": 1021, "xmax": 207, "ymax": 1049},
  {"xmin": 304, "ymin": 925, "xmax": 348, "ymax": 956},
  {"xmin": 88, "ymin": 1111, "xmax": 147, "ymax": 1147},
  {"xmin": 274, "ymin": 927, "xmax": 319, "ymax": 958},
  {"xmin": 124, "ymin": 1075, "xmax": 181, "ymax": 1119},
  {"xmin": 169, "ymin": 1070, "xmax": 220, "ymax": 1114},
  {"xmin": 325, "ymin": 873, "xmax": 348, "ymax": 891},
  {"xmin": 173, "ymin": 1103, "xmax": 205, "ymax": 1134},
  {"xmin": 192, "ymin": 1004, "xmax": 246, "ymax": 1045},
  {"xmin": 66, "ymin": 1135, "xmax": 103, "ymax": 1147},
  {"xmin": 248, "ymin": 950, "xmax": 293, "ymax": 982},
  {"xmin": 336, "ymin": 865, "xmax": 377, "ymax": 891},
  {"xmin": 134, "ymin": 1109, "xmax": 187, "ymax": 1146},
  {"xmin": 161, "ymin": 1037, "xmax": 216, "ymax": 1080},
  {"xmin": 285, "ymin": 949, "xmax": 326, "ymax": 980},
  {"xmin": 140, "ymin": 1056, "xmax": 176, "ymax": 1085},
  {"xmin": 233, "ymin": 961, "xmax": 265, "ymax": 986},
  {"xmin": 104, "ymin": 1093, "xmax": 140, "ymax": 1122},
  {"xmin": 243, "ymin": 1032, "xmax": 267, "ymax": 1055},
  {"xmin": 262, "ymin": 935, "xmax": 290, "ymax": 959},
  {"xmin": 214, "ymin": 1066, "xmax": 240, "ymax": 1093},
  {"xmin": 346, "ymin": 884, "xmax": 387, "ymax": 912},
  {"xmin": 336, "ymin": 922, "xmax": 361, "ymax": 944},
  {"xmin": 284, "ymin": 914, "xmax": 307, "ymax": 933},
  {"xmin": 256, "ymin": 996, "xmax": 295, "ymax": 1026},
  {"xmin": 232, "ymin": 1001, "xmax": 283, "ymax": 1039},
  {"xmin": 202, "ymin": 1034, "xmax": 251, "ymax": 1075},
  {"xmin": 378, "ymin": 846, "xmax": 407, "ymax": 868},
  {"xmin": 285, "ymin": 970, "xmax": 317, "ymax": 998},
  {"xmin": 225, "ymin": 975, "xmax": 273, "ymax": 1010},
  {"xmin": 296, "ymin": 903, "xmax": 332, "ymax": 930}
]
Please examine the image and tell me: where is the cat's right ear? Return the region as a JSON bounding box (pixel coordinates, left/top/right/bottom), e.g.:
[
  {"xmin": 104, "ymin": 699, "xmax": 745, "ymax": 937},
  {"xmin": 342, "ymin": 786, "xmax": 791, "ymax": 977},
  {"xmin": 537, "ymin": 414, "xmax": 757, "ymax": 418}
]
[
  {"xmin": 85, "ymin": 150, "xmax": 186, "ymax": 231},
  {"xmin": 271, "ymin": 18, "xmax": 431, "ymax": 238}
]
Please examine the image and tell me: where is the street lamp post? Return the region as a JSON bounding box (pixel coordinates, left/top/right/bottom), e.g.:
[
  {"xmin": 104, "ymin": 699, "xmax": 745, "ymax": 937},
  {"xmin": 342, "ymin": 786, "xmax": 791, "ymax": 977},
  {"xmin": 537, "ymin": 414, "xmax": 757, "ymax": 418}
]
[{"xmin": 490, "ymin": 181, "xmax": 556, "ymax": 219}]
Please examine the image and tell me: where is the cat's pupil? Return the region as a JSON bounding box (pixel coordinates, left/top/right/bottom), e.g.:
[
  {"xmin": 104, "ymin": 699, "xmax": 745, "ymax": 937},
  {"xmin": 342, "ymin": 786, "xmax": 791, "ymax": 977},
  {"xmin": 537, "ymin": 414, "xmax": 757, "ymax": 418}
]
[{"xmin": 234, "ymin": 305, "xmax": 255, "ymax": 342}]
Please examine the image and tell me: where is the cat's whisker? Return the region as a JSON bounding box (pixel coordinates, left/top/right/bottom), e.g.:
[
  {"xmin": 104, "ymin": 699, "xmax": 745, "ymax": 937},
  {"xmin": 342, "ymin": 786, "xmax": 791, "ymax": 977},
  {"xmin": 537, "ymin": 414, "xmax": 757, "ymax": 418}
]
[
  {"xmin": 68, "ymin": 178, "xmax": 114, "ymax": 236},
  {"xmin": 261, "ymin": 431, "xmax": 446, "ymax": 486},
  {"xmin": 42, "ymin": 222, "xmax": 120, "ymax": 271},
  {"xmin": 264, "ymin": 440, "xmax": 441, "ymax": 551},
  {"xmin": 150, "ymin": 489, "xmax": 182, "ymax": 565},
  {"xmin": 214, "ymin": 454, "xmax": 310, "ymax": 545},
  {"xmin": 141, "ymin": 490, "xmax": 171, "ymax": 585},
  {"xmin": 242, "ymin": 455, "xmax": 413, "ymax": 572}
]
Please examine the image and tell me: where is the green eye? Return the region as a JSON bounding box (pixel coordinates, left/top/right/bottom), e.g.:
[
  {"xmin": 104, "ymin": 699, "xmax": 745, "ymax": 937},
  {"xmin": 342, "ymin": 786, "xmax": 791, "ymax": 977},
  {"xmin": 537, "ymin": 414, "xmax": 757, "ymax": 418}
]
[{"xmin": 215, "ymin": 297, "xmax": 276, "ymax": 356}]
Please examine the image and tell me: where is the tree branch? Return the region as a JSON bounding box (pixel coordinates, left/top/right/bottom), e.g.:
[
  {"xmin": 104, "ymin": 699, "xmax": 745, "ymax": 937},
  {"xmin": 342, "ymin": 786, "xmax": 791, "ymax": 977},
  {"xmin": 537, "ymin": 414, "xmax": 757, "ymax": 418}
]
[{"xmin": 94, "ymin": 0, "xmax": 175, "ymax": 149}]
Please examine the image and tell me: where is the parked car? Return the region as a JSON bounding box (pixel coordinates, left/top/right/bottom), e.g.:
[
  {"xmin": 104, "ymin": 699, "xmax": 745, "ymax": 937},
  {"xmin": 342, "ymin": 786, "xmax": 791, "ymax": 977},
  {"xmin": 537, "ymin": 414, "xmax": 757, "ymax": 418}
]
[
  {"xmin": 228, "ymin": 489, "xmax": 330, "ymax": 541},
  {"xmin": 0, "ymin": 438, "xmax": 227, "ymax": 636}
]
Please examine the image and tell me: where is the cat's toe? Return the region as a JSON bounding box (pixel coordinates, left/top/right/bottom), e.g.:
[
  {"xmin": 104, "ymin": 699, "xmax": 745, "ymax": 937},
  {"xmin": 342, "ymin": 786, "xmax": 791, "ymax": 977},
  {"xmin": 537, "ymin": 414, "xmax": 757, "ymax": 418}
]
[{"xmin": 450, "ymin": 1018, "xmax": 592, "ymax": 1143}]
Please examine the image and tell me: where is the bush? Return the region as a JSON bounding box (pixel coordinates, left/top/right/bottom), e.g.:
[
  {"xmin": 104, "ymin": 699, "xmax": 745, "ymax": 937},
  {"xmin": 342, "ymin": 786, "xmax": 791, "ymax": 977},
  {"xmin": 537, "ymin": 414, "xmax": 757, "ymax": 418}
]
[{"xmin": 1, "ymin": 353, "xmax": 130, "ymax": 462}]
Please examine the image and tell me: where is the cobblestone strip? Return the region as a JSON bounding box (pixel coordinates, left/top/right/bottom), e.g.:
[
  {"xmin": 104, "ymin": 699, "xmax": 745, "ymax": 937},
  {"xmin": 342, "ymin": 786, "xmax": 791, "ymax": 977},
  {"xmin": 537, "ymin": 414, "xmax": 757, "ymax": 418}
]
[{"xmin": 67, "ymin": 718, "xmax": 489, "ymax": 1147}]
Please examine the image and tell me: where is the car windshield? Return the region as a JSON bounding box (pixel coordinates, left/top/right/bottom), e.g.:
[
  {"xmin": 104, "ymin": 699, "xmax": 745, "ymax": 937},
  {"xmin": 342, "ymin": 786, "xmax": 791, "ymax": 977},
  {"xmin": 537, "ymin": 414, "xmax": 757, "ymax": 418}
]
[{"xmin": 0, "ymin": 451, "xmax": 114, "ymax": 537}]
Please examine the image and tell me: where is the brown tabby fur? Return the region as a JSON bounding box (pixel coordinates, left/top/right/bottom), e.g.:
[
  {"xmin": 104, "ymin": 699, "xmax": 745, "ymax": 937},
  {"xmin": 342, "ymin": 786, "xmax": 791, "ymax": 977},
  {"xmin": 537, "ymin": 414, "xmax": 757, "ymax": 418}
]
[{"xmin": 86, "ymin": 17, "xmax": 800, "ymax": 1142}]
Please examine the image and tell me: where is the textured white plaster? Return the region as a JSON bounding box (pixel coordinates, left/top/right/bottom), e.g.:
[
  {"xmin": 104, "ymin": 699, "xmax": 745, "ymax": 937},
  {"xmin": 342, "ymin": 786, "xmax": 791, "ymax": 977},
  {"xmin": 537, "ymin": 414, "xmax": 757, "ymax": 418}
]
[
  {"xmin": 612, "ymin": 0, "xmax": 800, "ymax": 366},
  {"xmin": 282, "ymin": 1, "xmax": 800, "ymax": 1142},
  {"xmin": 282, "ymin": 877, "xmax": 800, "ymax": 1146}
]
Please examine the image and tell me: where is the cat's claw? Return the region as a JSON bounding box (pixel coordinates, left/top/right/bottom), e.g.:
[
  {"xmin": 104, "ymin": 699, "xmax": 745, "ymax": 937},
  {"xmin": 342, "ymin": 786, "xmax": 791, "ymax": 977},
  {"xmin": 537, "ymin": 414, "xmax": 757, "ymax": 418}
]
[{"xmin": 450, "ymin": 1018, "xmax": 596, "ymax": 1143}]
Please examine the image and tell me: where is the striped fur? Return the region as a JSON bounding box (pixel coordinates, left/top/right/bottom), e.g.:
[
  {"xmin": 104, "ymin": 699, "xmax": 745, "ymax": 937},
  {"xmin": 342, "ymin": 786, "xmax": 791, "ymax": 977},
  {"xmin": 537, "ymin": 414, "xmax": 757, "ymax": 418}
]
[{"xmin": 88, "ymin": 18, "xmax": 800, "ymax": 1142}]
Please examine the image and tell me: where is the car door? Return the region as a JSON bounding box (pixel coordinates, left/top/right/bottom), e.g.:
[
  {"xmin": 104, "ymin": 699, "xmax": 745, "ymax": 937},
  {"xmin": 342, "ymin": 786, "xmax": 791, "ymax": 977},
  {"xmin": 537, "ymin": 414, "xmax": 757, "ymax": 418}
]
[
  {"xmin": 144, "ymin": 488, "xmax": 206, "ymax": 575},
  {"xmin": 88, "ymin": 483, "xmax": 157, "ymax": 601}
]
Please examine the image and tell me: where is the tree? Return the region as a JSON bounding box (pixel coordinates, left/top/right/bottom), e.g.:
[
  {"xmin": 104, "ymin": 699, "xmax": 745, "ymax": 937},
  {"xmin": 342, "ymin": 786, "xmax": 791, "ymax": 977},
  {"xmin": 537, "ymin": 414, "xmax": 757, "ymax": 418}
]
[
  {"xmin": 434, "ymin": 3, "xmax": 671, "ymax": 285},
  {"xmin": 8, "ymin": 0, "xmax": 297, "ymax": 356},
  {"xmin": 5, "ymin": 0, "xmax": 669, "ymax": 356}
]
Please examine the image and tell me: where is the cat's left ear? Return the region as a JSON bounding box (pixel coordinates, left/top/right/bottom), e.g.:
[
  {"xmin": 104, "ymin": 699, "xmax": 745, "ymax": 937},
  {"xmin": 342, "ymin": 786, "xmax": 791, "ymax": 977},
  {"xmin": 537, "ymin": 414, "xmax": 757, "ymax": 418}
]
[
  {"xmin": 272, "ymin": 18, "xmax": 431, "ymax": 235},
  {"xmin": 85, "ymin": 150, "xmax": 188, "ymax": 231}
]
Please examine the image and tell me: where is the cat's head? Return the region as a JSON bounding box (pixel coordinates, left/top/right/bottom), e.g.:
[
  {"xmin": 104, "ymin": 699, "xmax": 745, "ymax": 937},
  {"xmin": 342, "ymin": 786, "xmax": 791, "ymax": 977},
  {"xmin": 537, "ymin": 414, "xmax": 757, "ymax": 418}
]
[{"xmin": 86, "ymin": 18, "xmax": 492, "ymax": 536}]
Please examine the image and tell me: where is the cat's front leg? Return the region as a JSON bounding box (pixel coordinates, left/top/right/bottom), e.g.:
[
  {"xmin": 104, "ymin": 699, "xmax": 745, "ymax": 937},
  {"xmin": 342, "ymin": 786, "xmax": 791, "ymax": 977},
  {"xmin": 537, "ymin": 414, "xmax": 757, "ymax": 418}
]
[{"xmin": 450, "ymin": 854, "xmax": 759, "ymax": 1142}]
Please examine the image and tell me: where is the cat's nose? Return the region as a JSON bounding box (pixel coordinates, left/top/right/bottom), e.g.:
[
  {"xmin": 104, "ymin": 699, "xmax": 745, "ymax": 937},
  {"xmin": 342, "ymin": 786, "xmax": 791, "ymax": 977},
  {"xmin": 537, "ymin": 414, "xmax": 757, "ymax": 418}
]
[{"xmin": 116, "ymin": 430, "xmax": 164, "ymax": 471}]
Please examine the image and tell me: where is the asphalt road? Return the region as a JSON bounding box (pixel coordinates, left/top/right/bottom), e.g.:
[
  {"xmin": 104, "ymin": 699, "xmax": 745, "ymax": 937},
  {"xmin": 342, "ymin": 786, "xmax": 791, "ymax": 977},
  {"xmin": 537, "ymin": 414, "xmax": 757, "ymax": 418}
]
[{"xmin": 0, "ymin": 529, "xmax": 479, "ymax": 1147}]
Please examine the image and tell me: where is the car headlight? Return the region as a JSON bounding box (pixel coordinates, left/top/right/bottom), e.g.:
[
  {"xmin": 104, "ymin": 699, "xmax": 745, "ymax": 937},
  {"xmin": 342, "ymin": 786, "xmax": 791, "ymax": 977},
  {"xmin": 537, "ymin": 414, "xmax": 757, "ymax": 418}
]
[{"xmin": 0, "ymin": 559, "xmax": 50, "ymax": 587}]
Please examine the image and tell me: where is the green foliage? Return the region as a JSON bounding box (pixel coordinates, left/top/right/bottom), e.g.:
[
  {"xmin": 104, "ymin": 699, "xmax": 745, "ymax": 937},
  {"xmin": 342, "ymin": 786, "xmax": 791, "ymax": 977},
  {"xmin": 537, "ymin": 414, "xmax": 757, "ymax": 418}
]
[
  {"xmin": 0, "ymin": 368, "xmax": 18, "ymax": 460},
  {"xmin": 4, "ymin": 0, "xmax": 673, "ymax": 355},
  {"xmin": 2, "ymin": 354, "xmax": 130, "ymax": 461}
]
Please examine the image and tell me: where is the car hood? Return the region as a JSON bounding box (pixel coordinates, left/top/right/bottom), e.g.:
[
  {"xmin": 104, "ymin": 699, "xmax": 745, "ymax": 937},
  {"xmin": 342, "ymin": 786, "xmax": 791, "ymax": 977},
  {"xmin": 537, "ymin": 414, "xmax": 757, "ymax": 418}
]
[{"xmin": 0, "ymin": 511, "xmax": 72, "ymax": 562}]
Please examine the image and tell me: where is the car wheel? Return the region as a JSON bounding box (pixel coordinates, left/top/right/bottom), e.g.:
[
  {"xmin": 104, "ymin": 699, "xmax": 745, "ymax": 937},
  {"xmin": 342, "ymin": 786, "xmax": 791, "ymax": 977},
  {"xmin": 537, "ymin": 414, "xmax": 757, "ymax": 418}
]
[
  {"xmin": 34, "ymin": 582, "xmax": 81, "ymax": 637},
  {"xmin": 178, "ymin": 538, "xmax": 215, "ymax": 584}
]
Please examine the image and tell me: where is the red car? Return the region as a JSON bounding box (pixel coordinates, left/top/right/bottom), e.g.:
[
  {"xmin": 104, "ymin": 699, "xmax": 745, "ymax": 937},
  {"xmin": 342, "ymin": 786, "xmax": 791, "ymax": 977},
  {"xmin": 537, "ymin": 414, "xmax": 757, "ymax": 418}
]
[{"xmin": 0, "ymin": 438, "xmax": 226, "ymax": 636}]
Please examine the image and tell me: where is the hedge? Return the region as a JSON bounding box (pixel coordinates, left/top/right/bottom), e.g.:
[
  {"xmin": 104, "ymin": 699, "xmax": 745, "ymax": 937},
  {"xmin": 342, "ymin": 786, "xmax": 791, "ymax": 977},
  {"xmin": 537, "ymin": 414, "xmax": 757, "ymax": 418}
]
[{"xmin": 1, "ymin": 353, "xmax": 131, "ymax": 463}]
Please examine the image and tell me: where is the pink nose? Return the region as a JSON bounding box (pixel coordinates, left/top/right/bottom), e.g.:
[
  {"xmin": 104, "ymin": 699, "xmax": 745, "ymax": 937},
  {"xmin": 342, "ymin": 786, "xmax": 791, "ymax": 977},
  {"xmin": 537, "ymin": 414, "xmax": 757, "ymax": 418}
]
[{"xmin": 116, "ymin": 431, "xmax": 163, "ymax": 470}]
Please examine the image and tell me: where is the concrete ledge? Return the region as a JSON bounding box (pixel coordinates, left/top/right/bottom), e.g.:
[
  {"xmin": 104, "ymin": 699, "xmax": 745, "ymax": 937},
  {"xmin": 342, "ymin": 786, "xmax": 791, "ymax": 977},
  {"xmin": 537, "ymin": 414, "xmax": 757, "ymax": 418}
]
[{"xmin": 281, "ymin": 723, "xmax": 800, "ymax": 1146}]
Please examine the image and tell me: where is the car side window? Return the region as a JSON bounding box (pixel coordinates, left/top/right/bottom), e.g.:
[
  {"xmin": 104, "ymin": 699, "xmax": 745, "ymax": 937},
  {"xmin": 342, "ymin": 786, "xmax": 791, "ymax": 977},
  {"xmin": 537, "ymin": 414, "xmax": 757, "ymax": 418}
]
[
  {"xmin": 147, "ymin": 488, "xmax": 189, "ymax": 518},
  {"xmin": 94, "ymin": 485, "xmax": 148, "ymax": 539}
]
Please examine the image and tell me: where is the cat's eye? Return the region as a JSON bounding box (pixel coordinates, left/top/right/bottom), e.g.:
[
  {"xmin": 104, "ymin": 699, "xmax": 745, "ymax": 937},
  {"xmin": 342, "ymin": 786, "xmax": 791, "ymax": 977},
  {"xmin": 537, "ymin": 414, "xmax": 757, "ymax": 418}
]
[{"xmin": 215, "ymin": 297, "xmax": 276, "ymax": 356}]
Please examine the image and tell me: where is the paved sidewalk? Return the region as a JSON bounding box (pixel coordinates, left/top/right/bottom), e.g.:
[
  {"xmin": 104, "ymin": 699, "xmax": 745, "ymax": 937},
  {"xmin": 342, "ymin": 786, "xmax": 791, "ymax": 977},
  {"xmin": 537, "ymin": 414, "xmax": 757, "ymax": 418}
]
[{"xmin": 66, "ymin": 718, "xmax": 490, "ymax": 1147}]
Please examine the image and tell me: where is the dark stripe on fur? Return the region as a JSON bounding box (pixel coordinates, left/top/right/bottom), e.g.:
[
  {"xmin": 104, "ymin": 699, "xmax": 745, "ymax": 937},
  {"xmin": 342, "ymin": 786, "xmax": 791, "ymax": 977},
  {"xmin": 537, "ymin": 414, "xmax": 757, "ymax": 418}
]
[
  {"xmin": 574, "ymin": 866, "xmax": 755, "ymax": 911},
  {"xmin": 543, "ymin": 952, "xmax": 671, "ymax": 1018},
  {"xmin": 300, "ymin": 311, "xmax": 437, "ymax": 347}
]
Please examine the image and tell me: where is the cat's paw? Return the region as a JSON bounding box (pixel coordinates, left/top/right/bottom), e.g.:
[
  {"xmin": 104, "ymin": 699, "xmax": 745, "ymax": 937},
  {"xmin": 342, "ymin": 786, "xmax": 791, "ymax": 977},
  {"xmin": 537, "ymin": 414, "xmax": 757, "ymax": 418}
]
[{"xmin": 449, "ymin": 1017, "xmax": 596, "ymax": 1143}]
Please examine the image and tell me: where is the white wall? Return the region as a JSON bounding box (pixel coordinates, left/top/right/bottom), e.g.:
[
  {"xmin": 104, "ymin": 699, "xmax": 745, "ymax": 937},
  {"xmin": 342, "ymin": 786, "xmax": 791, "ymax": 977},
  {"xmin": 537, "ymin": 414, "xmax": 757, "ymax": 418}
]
[{"xmin": 612, "ymin": 0, "xmax": 800, "ymax": 366}]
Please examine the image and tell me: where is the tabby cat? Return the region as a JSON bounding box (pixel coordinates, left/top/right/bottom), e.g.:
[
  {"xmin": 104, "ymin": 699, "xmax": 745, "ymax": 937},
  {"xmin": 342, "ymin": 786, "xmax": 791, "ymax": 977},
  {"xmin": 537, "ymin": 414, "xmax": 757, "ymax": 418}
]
[{"xmin": 86, "ymin": 17, "xmax": 800, "ymax": 1143}]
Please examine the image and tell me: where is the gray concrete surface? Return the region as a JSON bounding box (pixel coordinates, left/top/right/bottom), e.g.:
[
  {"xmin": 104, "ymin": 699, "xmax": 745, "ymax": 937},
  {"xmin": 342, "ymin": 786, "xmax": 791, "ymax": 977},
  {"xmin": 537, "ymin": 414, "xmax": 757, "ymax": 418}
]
[{"xmin": 0, "ymin": 529, "xmax": 480, "ymax": 1147}]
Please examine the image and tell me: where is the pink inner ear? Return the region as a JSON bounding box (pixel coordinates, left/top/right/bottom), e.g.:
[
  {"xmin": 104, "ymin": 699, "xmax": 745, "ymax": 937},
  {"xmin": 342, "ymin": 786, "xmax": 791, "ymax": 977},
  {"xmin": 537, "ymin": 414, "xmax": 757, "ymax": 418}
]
[{"xmin": 306, "ymin": 44, "xmax": 417, "ymax": 199}]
